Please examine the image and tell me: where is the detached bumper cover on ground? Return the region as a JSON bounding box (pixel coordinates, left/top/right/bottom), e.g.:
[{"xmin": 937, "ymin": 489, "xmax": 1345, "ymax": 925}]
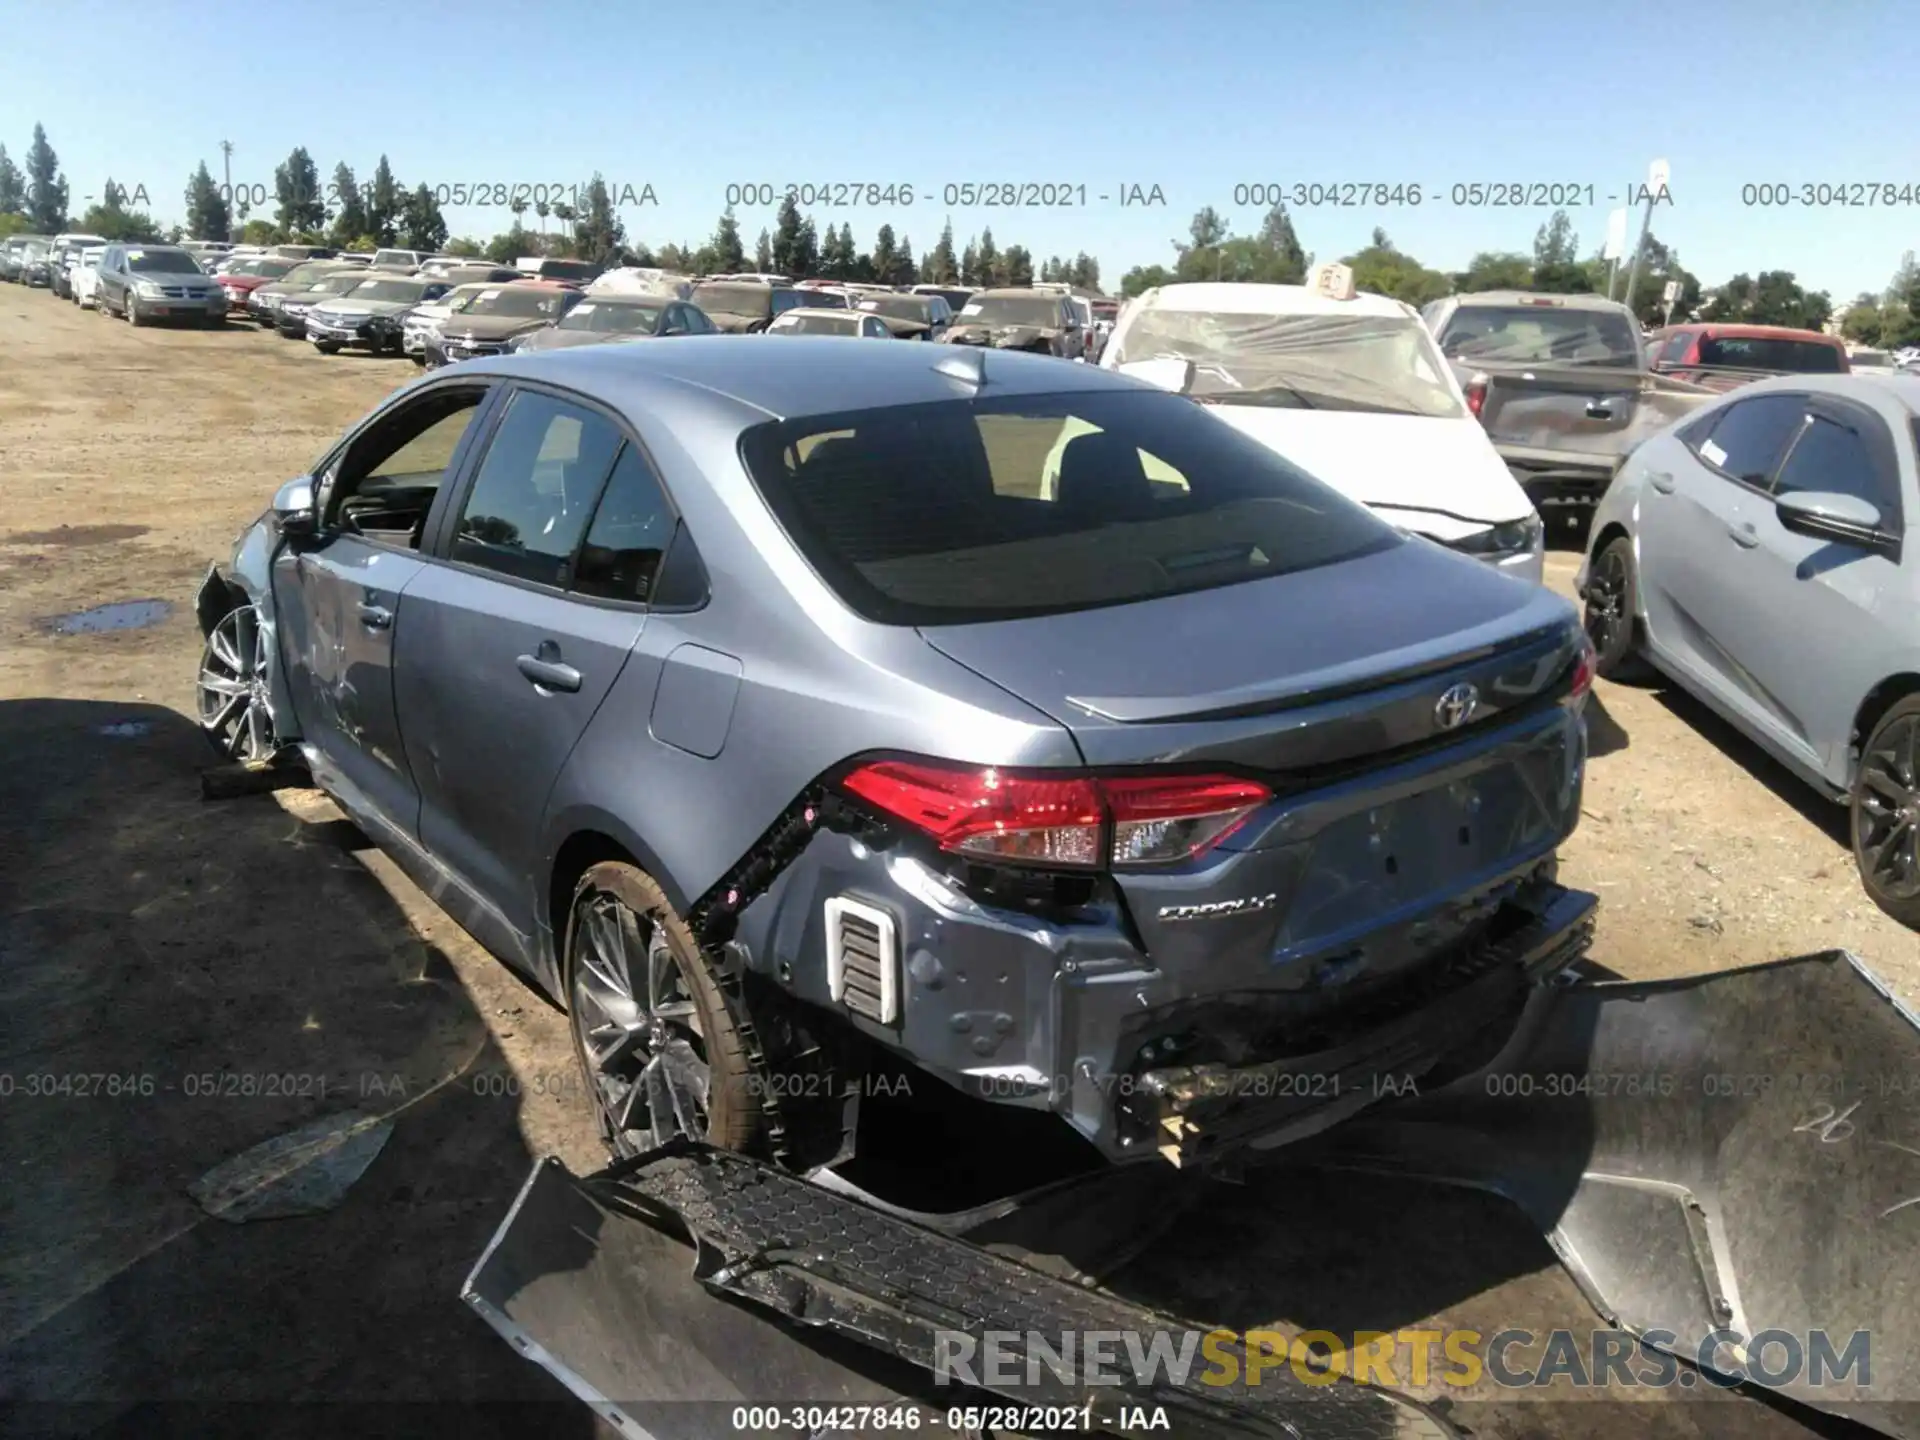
[{"xmin": 469, "ymin": 950, "xmax": 1920, "ymax": 1439}]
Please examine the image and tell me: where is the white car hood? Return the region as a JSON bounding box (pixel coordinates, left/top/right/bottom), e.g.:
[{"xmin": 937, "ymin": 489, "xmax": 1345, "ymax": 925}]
[{"xmin": 1200, "ymin": 405, "xmax": 1534, "ymax": 539}]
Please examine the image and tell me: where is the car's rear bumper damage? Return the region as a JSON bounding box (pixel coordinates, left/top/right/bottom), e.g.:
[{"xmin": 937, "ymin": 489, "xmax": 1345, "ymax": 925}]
[
  {"xmin": 470, "ymin": 950, "xmax": 1920, "ymax": 1439},
  {"xmin": 1130, "ymin": 881, "xmax": 1595, "ymax": 1166}
]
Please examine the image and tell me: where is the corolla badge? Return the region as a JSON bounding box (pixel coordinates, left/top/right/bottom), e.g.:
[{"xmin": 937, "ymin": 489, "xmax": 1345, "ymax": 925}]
[
  {"xmin": 1157, "ymin": 893, "xmax": 1279, "ymax": 922},
  {"xmin": 1434, "ymin": 682, "xmax": 1480, "ymax": 730}
]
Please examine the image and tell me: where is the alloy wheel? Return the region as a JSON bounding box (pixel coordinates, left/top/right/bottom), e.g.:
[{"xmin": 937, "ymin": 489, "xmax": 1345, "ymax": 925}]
[
  {"xmin": 195, "ymin": 605, "xmax": 277, "ymax": 765},
  {"xmin": 1583, "ymin": 547, "xmax": 1629, "ymax": 659},
  {"xmin": 569, "ymin": 890, "xmax": 711, "ymax": 1153},
  {"xmin": 1856, "ymin": 713, "xmax": 1920, "ymax": 901}
]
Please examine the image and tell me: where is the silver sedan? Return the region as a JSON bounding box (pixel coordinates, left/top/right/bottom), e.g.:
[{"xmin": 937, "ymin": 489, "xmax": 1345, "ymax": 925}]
[{"xmin": 1579, "ymin": 372, "xmax": 1920, "ymax": 925}]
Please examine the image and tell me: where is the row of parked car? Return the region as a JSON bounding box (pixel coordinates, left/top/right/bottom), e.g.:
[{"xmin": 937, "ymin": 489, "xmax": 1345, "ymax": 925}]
[
  {"xmin": 12, "ymin": 227, "xmax": 1916, "ymax": 925},
  {"xmin": 1, "ymin": 231, "xmax": 1125, "ymax": 368}
]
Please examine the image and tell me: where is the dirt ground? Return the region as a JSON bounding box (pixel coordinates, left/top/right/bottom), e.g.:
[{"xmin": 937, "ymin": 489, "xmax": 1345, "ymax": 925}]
[{"xmin": 0, "ymin": 291, "xmax": 1910, "ymax": 1439}]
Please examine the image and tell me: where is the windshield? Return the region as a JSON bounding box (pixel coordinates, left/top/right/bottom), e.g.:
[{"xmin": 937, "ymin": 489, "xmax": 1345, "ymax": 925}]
[
  {"xmin": 278, "ymin": 262, "xmax": 336, "ymax": 288},
  {"xmin": 371, "ymin": 251, "xmax": 417, "ymax": 267},
  {"xmin": 454, "ymin": 286, "xmax": 570, "ymax": 318},
  {"xmin": 772, "ymin": 314, "xmax": 859, "ymax": 335},
  {"xmin": 528, "ymin": 260, "xmax": 597, "ymax": 282},
  {"xmin": 255, "ymin": 259, "xmax": 297, "ymax": 278},
  {"xmin": 1696, "ymin": 336, "xmax": 1845, "ymax": 372},
  {"xmin": 300, "ymin": 274, "xmax": 363, "ymax": 297},
  {"xmin": 345, "ymin": 278, "xmax": 431, "ymax": 304},
  {"xmin": 858, "ymin": 296, "xmax": 932, "ymax": 321},
  {"xmin": 1113, "ymin": 309, "xmax": 1465, "ymax": 419},
  {"xmin": 738, "ymin": 390, "xmax": 1398, "ymax": 625},
  {"xmin": 126, "ymin": 250, "xmax": 200, "ymax": 274},
  {"xmin": 692, "ymin": 282, "xmax": 774, "ymax": 319},
  {"xmin": 956, "ymin": 294, "xmax": 1063, "ymax": 327},
  {"xmin": 558, "ymin": 301, "xmax": 664, "ymax": 333},
  {"xmin": 1438, "ymin": 305, "xmax": 1642, "ymax": 366}
]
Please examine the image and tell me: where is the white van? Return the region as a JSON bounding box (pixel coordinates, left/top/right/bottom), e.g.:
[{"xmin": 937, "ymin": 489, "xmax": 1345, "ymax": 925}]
[{"xmin": 1096, "ymin": 267, "xmax": 1546, "ymax": 583}]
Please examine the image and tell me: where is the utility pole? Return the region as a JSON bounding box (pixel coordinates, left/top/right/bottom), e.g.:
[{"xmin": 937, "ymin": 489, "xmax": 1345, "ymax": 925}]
[
  {"xmin": 219, "ymin": 140, "xmax": 234, "ymax": 240},
  {"xmin": 1620, "ymin": 159, "xmax": 1669, "ymax": 318}
]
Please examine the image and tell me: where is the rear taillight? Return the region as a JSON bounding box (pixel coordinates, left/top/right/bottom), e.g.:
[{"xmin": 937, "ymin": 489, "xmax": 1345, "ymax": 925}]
[
  {"xmin": 839, "ymin": 760, "xmax": 1272, "ymax": 870},
  {"xmin": 1566, "ymin": 636, "xmax": 1596, "ymax": 709},
  {"xmin": 1464, "ymin": 374, "xmax": 1489, "ymax": 419}
]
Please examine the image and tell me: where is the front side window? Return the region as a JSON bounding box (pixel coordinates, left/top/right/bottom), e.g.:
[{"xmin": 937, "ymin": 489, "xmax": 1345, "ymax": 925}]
[
  {"xmin": 452, "ymin": 392, "xmax": 624, "ymax": 586},
  {"xmin": 1693, "ymin": 394, "xmax": 1809, "ymax": 485},
  {"xmin": 737, "ymin": 390, "xmax": 1400, "ymax": 625},
  {"xmin": 1771, "ymin": 411, "xmax": 1895, "ymax": 516},
  {"xmin": 324, "ymin": 387, "xmax": 490, "ymax": 547}
]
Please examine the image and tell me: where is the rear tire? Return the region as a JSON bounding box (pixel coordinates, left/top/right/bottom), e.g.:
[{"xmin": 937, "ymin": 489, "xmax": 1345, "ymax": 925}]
[
  {"xmin": 1582, "ymin": 535, "xmax": 1652, "ymax": 683},
  {"xmin": 564, "ymin": 861, "xmax": 769, "ymax": 1158},
  {"xmin": 1852, "ymin": 696, "xmax": 1920, "ymax": 930}
]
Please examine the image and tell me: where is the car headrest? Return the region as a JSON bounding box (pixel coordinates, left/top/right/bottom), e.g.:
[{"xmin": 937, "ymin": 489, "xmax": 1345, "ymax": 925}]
[{"xmin": 1055, "ymin": 429, "xmax": 1154, "ymax": 518}]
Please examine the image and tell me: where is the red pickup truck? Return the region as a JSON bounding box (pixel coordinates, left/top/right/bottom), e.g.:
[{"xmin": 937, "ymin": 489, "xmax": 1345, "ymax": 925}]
[{"xmin": 1643, "ymin": 322, "xmax": 1849, "ymax": 391}]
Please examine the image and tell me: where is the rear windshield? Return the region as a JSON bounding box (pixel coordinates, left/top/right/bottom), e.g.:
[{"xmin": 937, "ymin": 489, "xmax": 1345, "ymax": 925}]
[
  {"xmin": 559, "ymin": 300, "xmax": 664, "ymax": 333},
  {"xmin": 693, "ymin": 282, "xmax": 774, "ymax": 319},
  {"xmin": 858, "ymin": 296, "xmax": 932, "ymax": 321},
  {"xmin": 1699, "ymin": 336, "xmax": 1844, "ymax": 373},
  {"xmin": 347, "ymin": 278, "xmax": 431, "ymax": 303},
  {"xmin": 1438, "ymin": 304, "xmax": 1641, "ymax": 366},
  {"xmin": 527, "ymin": 260, "xmax": 597, "ymax": 282},
  {"xmin": 125, "ymin": 249, "xmax": 200, "ymax": 274},
  {"xmin": 737, "ymin": 391, "xmax": 1399, "ymax": 625},
  {"xmin": 454, "ymin": 286, "xmax": 570, "ymax": 318},
  {"xmin": 957, "ymin": 293, "xmax": 1063, "ymax": 327},
  {"xmin": 772, "ymin": 314, "xmax": 859, "ymax": 335}
]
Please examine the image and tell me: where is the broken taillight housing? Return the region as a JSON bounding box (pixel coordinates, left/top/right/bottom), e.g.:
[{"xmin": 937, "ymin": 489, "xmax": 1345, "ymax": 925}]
[
  {"xmin": 1566, "ymin": 635, "xmax": 1597, "ymax": 711},
  {"xmin": 1464, "ymin": 373, "xmax": 1490, "ymax": 419},
  {"xmin": 839, "ymin": 760, "xmax": 1272, "ymax": 870}
]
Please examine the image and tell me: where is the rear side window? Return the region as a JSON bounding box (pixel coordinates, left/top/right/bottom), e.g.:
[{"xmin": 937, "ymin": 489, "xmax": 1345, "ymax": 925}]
[
  {"xmin": 572, "ymin": 446, "xmax": 677, "ymax": 602},
  {"xmin": 1692, "ymin": 394, "xmax": 1808, "ymax": 485},
  {"xmin": 737, "ymin": 391, "xmax": 1401, "ymax": 625},
  {"xmin": 453, "ymin": 392, "xmax": 624, "ymax": 587}
]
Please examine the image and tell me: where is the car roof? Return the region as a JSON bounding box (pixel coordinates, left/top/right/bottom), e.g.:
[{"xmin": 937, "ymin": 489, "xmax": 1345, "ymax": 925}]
[
  {"xmin": 458, "ymin": 332, "xmax": 1145, "ymax": 422},
  {"xmin": 777, "ymin": 308, "xmax": 863, "ymax": 320},
  {"xmin": 1448, "ymin": 290, "xmax": 1632, "ymax": 312},
  {"xmin": 1129, "ymin": 281, "xmax": 1412, "ymax": 320},
  {"xmin": 1723, "ymin": 371, "xmax": 1920, "ymax": 413},
  {"xmin": 1673, "ymin": 323, "xmax": 1841, "ymax": 343}
]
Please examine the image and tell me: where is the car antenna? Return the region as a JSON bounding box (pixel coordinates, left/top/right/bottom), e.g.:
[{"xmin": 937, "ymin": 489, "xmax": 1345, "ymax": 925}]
[{"xmin": 933, "ymin": 346, "xmax": 987, "ymax": 389}]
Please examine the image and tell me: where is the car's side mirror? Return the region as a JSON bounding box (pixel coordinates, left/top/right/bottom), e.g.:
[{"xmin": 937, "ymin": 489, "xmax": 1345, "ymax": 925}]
[
  {"xmin": 273, "ymin": 476, "xmax": 318, "ymax": 541},
  {"xmin": 1774, "ymin": 489, "xmax": 1896, "ymax": 557}
]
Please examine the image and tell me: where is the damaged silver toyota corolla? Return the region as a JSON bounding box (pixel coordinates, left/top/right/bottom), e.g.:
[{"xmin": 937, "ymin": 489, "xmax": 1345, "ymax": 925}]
[
  {"xmin": 196, "ymin": 337, "xmax": 1920, "ymax": 1438},
  {"xmin": 194, "ymin": 335, "xmax": 1597, "ymax": 1171}
]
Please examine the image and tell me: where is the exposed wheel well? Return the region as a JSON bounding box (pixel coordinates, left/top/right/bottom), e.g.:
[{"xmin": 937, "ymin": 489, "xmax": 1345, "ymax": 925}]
[
  {"xmin": 546, "ymin": 830, "xmax": 636, "ymax": 972},
  {"xmin": 1851, "ymin": 674, "xmax": 1920, "ymax": 782}
]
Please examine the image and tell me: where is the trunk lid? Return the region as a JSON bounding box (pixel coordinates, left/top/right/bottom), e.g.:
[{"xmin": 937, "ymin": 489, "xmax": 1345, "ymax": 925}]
[
  {"xmin": 918, "ymin": 539, "xmax": 1585, "ymax": 978},
  {"xmin": 917, "ymin": 535, "xmax": 1577, "ymax": 772}
]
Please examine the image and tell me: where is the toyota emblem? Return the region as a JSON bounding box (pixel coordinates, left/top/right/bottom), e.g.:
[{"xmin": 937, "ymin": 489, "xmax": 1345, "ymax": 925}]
[{"xmin": 1434, "ymin": 682, "xmax": 1480, "ymax": 730}]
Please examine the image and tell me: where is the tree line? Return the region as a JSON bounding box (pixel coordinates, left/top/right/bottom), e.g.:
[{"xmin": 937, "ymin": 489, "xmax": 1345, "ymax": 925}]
[{"xmin": 1, "ymin": 123, "xmax": 1900, "ymax": 338}]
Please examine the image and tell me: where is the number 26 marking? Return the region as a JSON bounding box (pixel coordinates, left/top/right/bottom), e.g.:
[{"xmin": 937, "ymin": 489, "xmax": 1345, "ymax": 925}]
[{"xmin": 1794, "ymin": 1101, "xmax": 1859, "ymax": 1143}]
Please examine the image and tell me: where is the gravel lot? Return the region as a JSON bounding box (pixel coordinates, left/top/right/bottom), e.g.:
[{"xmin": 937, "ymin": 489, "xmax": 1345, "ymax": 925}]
[{"xmin": 1, "ymin": 291, "xmax": 1907, "ymax": 1439}]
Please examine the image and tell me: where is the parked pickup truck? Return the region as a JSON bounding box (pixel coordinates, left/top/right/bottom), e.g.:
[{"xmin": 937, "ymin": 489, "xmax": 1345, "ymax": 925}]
[
  {"xmin": 1643, "ymin": 322, "xmax": 1850, "ymax": 393},
  {"xmin": 1422, "ymin": 290, "xmax": 1714, "ymax": 522}
]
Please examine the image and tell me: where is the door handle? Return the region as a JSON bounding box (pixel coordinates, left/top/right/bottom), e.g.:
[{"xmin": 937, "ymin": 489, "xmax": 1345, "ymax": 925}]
[
  {"xmin": 356, "ymin": 602, "xmax": 392, "ymax": 629},
  {"xmin": 1649, "ymin": 472, "xmax": 1676, "ymax": 494},
  {"xmin": 1728, "ymin": 522, "xmax": 1761, "ymax": 549},
  {"xmin": 517, "ymin": 654, "xmax": 583, "ymax": 692}
]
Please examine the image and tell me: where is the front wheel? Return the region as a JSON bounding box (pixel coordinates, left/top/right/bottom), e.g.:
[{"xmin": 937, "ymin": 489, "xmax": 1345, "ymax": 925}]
[
  {"xmin": 564, "ymin": 862, "xmax": 769, "ymax": 1157},
  {"xmin": 125, "ymin": 292, "xmax": 145, "ymax": 326},
  {"xmin": 313, "ymin": 340, "xmax": 341, "ymax": 355},
  {"xmin": 195, "ymin": 603, "xmax": 280, "ymax": 766},
  {"xmin": 1853, "ymin": 696, "xmax": 1920, "ymax": 929}
]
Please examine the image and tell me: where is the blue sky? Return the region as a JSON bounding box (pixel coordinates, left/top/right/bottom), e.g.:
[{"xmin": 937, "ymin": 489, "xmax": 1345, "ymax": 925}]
[{"xmin": 1, "ymin": 0, "xmax": 1913, "ymax": 300}]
